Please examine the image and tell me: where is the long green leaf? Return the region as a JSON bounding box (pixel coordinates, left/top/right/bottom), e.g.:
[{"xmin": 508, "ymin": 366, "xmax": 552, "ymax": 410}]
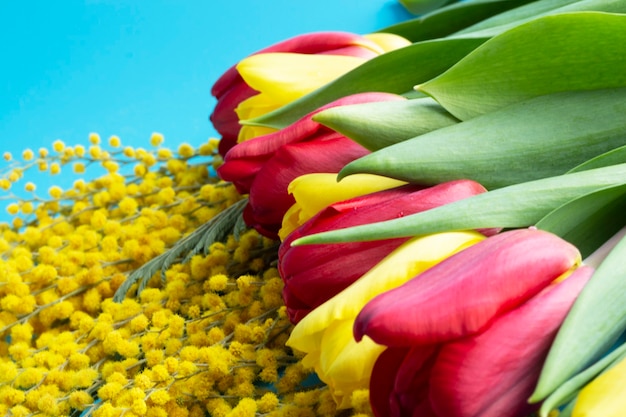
[
  {"xmin": 568, "ymin": 144, "xmax": 626, "ymax": 173},
  {"xmin": 535, "ymin": 184, "xmax": 626, "ymax": 257},
  {"xmin": 379, "ymin": 0, "xmax": 537, "ymax": 42},
  {"xmin": 291, "ymin": 164, "xmax": 626, "ymax": 245},
  {"xmin": 338, "ymin": 88, "xmax": 626, "ymax": 188},
  {"xmin": 399, "ymin": 0, "xmax": 459, "ymax": 15},
  {"xmin": 531, "ymin": 232, "xmax": 626, "ymax": 401},
  {"xmin": 453, "ymin": 0, "xmax": 587, "ymax": 35},
  {"xmin": 244, "ymin": 37, "xmax": 487, "ymax": 130},
  {"xmin": 538, "ymin": 341, "xmax": 626, "ymax": 416},
  {"xmin": 418, "ymin": 12, "xmax": 626, "ymax": 120},
  {"xmin": 312, "ymin": 97, "xmax": 459, "ymax": 151}
]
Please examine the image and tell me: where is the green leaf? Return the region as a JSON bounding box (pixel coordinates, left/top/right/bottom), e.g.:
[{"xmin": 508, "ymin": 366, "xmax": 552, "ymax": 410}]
[
  {"xmin": 569, "ymin": 144, "xmax": 626, "ymax": 173},
  {"xmin": 312, "ymin": 97, "xmax": 459, "ymax": 151},
  {"xmin": 537, "ymin": 341, "xmax": 626, "ymax": 416},
  {"xmin": 338, "ymin": 88, "xmax": 626, "ymax": 189},
  {"xmin": 399, "ymin": 0, "xmax": 459, "ymax": 15},
  {"xmin": 113, "ymin": 198, "xmax": 248, "ymax": 302},
  {"xmin": 417, "ymin": 12, "xmax": 626, "ymax": 120},
  {"xmin": 291, "ymin": 163, "xmax": 626, "ymax": 245},
  {"xmin": 244, "ymin": 37, "xmax": 488, "ymax": 130},
  {"xmin": 531, "ymin": 232, "xmax": 626, "ymax": 401},
  {"xmin": 452, "ymin": 0, "xmax": 588, "ymax": 36},
  {"xmin": 380, "ymin": 0, "xmax": 537, "ymax": 41},
  {"xmin": 535, "ymin": 184, "xmax": 626, "ymax": 258}
]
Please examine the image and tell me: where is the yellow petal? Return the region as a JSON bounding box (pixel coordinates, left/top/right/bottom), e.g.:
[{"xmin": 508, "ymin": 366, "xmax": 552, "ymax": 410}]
[
  {"xmin": 319, "ymin": 320, "xmax": 385, "ymax": 408},
  {"xmin": 279, "ymin": 173, "xmax": 407, "ymax": 240},
  {"xmin": 236, "ymin": 52, "xmax": 367, "ymax": 103},
  {"xmin": 364, "ymin": 32, "xmax": 412, "ymax": 53},
  {"xmin": 573, "ymin": 355, "xmax": 626, "ymax": 417}
]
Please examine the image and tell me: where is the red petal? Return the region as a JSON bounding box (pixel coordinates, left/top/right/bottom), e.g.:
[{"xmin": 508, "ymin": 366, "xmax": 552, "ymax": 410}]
[
  {"xmin": 354, "ymin": 229, "xmax": 581, "ymax": 346},
  {"xmin": 429, "ymin": 265, "xmax": 593, "ymax": 417},
  {"xmin": 245, "ymin": 136, "xmax": 369, "ymax": 238}
]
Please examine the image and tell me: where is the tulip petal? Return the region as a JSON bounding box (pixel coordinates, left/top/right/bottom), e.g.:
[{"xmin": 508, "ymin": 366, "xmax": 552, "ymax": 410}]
[
  {"xmin": 236, "ymin": 53, "xmax": 367, "ymax": 103},
  {"xmin": 279, "ymin": 173, "xmax": 407, "ymax": 240},
  {"xmin": 354, "ymin": 229, "xmax": 581, "ymax": 346},
  {"xmin": 370, "ymin": 346, "xmax": 439, "ymax": 417},
  {"xmin": 429, "ymin": 265, "xmax": 593, "ymax": 417}
]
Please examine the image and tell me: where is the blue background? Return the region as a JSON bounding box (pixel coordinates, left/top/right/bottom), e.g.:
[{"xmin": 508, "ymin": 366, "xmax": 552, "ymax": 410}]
[{"xmin": 0, "ymin": 1, "xmax": 411, "ymax": 155}]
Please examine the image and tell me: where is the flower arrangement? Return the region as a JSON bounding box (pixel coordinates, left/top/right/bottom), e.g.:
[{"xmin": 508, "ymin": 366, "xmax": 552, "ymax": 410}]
[{"xmin": 3, "ymin": 1, "xmax": 626, "ymax": 417}]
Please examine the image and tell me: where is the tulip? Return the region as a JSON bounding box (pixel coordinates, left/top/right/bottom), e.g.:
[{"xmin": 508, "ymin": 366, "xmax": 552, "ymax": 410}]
[
  {"xmin": 279, "ymin": 173, "xmax": 407, "ymax": 241},
  {"xmin": 278, "ymin": 179, "xmax": 493, "ymax": 323},
  {"xmin": 367, "ymin": 265, "xmax": 594, "ymax": 417},
  {"xmin": 218, "ymin": 92, "xmax": 406, "ymax": 238},
  {"xmin": 572, "ymin": 354, "xmax": 626, "ymax": 417},
  {"xmin": 354, "ymin": 228, "xmax": 582, "ymax": 347},
  {"xmin": 209, "ymin": 31, "xmax": 411, "ymax": 154},
  {"xmin": 217, "ymin": 92, "xmax": 405, "ymax": 195},
  {"xmin": 286, "ymin": 231, "xmax": 486, "ymax": 409}
]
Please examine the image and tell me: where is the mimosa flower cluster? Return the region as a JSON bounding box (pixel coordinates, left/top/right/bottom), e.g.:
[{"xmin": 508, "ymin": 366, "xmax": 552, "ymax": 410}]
[{"xmin": 0, "ymin": 135, "xmax": 369, "ymax": 417}]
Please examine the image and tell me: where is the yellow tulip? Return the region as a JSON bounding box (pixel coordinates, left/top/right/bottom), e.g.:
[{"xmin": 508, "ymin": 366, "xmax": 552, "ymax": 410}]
[
  {"xmin": 573, "ymin": 354, "xmax": 626, "ymax": 417},
  {"xmin": 286, "ymin": 231, "xmax": 485, "ymax": 408},
  {"xmin": 279, "ymin": 173, "xmax": 406, "ymax": 240}
]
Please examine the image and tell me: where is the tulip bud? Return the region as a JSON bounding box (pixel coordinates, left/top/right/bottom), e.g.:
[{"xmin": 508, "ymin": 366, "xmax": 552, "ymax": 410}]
[{"xmin": 354, "ymin": 228, "xmax": 581, "ymax": 346}]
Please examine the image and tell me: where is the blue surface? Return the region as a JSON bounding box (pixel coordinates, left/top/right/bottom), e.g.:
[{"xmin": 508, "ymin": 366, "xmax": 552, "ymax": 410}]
[{"xmin": 0, "ymin": 1, "xmax": 411, "ymax": 156}]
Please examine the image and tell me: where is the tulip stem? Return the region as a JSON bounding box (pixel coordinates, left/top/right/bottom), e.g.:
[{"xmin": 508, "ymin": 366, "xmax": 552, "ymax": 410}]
[{"xmin": 582, "ymin": 224, "xmax": 626, "ymax": 268}]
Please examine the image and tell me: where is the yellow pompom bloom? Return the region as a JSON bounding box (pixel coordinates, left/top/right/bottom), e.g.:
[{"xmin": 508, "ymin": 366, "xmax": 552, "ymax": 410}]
[
  {"xmin": 22, "ymin": 148, "xmax": 34, "ymax": 160},
  {"xmin": 49, "ymin": 162, "xmax": 61, "ymax": 175},
  {"xmin": 279, "ymin": 173, "xmax": 407, "ymax": 240},
  {"xmin": 6, "ymin": 203, "xmax": 19, "ymax": 215},
  {"xmin": 177, "ymin": 143, "xmax": 194, "ymax": 158},
  {"xmin": 286, "ymin": 231, "xmax": 485, "ymax": 408},
  {"xmin": 108, "ymin": 135, "xmax": 121, "ymax": 147},
  {"xmin": 573, "ymin": 355, "xmax": 626, "ymax": 417},
  {"xmin": 24, "ymin": 181, "xmax": 36, "ymax": 192},
  {"xmin": 150, "ymin": 132, "xmax": 164, "ymax": 147},
  {"xmin": 89, "ymin": 132, "xmax": 101, "ymax": 144},
  {"xmin": 52, "ymin": 139, "xmax": 65, "ymax": 152},
  {"xmin": 3, "ymin": 151, "xmax": 12, "ymax": 161},
  {"xmin": 73, "ymin": 161, "xmax": 86, "ymax": 174}
]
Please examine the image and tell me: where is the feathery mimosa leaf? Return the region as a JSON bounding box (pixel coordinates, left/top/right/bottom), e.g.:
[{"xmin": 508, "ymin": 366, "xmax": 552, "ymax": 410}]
[
  {"xmin": 381, "ymin": 0, "xmax": 536, "ymax": 41},
  {"xmin": 291, "ymin": 164, "xmax": 626, "ymax": 245},
  {"xmin": 338, "ymin": 88, "xmax": 626, "ymax": 188},
  {"xmin": 535, "ymin": 184, "xmax": 626, "ymax": 258},
  {"xmin": 244, "ymin": 37, "xmax": 487, "ymax": 130},
  {"xmin": 418, "ymin": 12, "xmax": 626, "ymax": 120},
  {"xmin": 531, "ymin": 233, "xmax": 626, "ymax": 402},
  {"xmin": 312, "ymin": 97, "xmax": 458, "ymax": 151},
  {"xmin": 113, "ymin": 198, "xmax": 248, "ymax": 301}
]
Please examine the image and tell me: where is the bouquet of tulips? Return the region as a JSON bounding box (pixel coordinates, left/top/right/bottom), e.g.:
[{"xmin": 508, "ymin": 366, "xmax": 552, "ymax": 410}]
[
  {"xmin": 3, "ymin": 1, "xmax": 626, "ymax": 417},
  {"xmin": 208, "ymin": 0, "xmax": 626, "ymax": 416}
]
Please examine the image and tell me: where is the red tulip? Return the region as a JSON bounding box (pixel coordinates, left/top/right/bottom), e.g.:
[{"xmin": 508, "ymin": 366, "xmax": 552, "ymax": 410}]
[
  {"xmin": 217, "ymin": 92, "xmax": 405, "ymax": 239},
  {"xmin": 366, "ymin": 265, "xmax": 593, "ymax": 417},
  {"xmin": 354, "ymin": 228, "xmax": 582, "ymax": 347},
  {"xmin": 278, "ymin": 179, "xmax": 493, "ymax": 323},
  {"xmin": 217, "ymin": 92, "xmax": 404, "ymax": 195},
  {"xmin": 210, "ymin": 32, "xmax": 398, "ymax": 155}
]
